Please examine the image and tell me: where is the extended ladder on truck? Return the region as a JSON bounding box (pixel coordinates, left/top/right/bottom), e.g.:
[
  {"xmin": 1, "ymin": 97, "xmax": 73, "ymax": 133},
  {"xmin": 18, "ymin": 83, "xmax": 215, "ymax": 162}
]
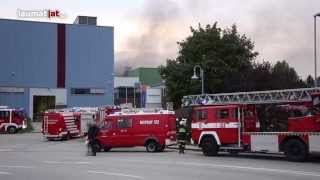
[
  {"xmin": 182, "ymin": 87, "xmax": 320, "ymax": 106},
  {"xmin": 184, "ymin": 87, "xmax": 320, "ymax": 162}
]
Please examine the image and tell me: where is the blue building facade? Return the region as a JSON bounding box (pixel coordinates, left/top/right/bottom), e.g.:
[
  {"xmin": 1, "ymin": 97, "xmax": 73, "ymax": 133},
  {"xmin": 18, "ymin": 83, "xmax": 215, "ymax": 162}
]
[{"xmin": 0, "ymin": 17, "xmax": 114, "ymax": 119}]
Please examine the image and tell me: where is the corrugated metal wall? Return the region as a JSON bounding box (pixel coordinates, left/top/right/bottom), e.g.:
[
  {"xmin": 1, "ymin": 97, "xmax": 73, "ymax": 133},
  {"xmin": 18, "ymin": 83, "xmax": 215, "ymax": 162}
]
[
  {"xmin": 66, "ymin": 24, "xmax": 114, "ymax": 106},
  {"xmin": 0, "ymin": 19, "xmax": 114, "ymax": 116},
  {"xmin": 0, "ymin": 19, "xmax": 57, "ymax": 87}
]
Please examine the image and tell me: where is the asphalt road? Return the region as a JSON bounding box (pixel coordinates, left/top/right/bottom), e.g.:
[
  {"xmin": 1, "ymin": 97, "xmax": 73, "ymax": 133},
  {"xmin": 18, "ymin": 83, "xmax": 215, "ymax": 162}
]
[{"xmin": 1, "ymin": 133, "xmax": 320, "ymax": 180}]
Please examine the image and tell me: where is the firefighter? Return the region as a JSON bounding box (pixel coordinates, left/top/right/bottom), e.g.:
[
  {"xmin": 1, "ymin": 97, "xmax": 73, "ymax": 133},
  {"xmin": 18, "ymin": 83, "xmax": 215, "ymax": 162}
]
[
  {"xmin": 86, "ymin": 122, "xmax": 100, "ymax": 156},
  {"xmin": 178, "ymin": 119, "xmax": 187, "ymax": 154}
]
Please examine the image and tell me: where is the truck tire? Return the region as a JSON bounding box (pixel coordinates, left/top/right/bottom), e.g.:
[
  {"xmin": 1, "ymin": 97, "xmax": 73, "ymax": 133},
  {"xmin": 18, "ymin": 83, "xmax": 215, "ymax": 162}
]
[
  {"xmin": 228, "ymin": 150, "xmax": 239, "ymax": 155},
  {"xmin": 201, "ymin": 137, "xmax": 219, "ymax": 156},
  {"xmin": 157, "ymin": 145, "xmax": 165, "ymax": 152},
  {"xmin": 65, "ymin": 133, "xmax": 71, "ymax": 140},
  {"xmin": 103, "ymin": 147, "xmax": 112, "ymax": 152},
  {"xmin": 146, "ymin": 140, "xmax": 158, "ymax": 153},
  {"xmin": 7, "ymin": 126, "xmax": 17, "ymax": 134},
  {"xmin": 284, "ymin": 138, "xmax": 308, "ymax": 162},
  {"xmin": 93, "ymin": 140, "xmax": 102, "ymax": 152}
]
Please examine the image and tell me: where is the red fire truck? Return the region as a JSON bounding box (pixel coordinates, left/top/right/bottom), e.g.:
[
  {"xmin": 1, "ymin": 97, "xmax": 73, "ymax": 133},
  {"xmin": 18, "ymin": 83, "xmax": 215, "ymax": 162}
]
[
  {"xmin": 182, "ymin": 88, "xmax": 320, "ymax": 161},
  {"xmin": 95, "ymin": 109, "xmax": 177, "ymax": 152},
  {"xmin": 0, "ymin": 106, "xmax": 27, "ymax": 134},
  {"xmin": 42, "ymin": 106, "xmax": 120, "ymax": 140},
  {"xmin": 42, "ymin": 111, "xmax": 81, "ymax": 140},
  {"xmin": 95, "ymin": 106, "xmax": 121, "ymax": 124}
]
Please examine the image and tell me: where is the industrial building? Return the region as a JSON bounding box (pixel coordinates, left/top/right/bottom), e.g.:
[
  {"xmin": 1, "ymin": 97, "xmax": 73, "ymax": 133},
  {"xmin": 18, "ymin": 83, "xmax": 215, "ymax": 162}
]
[
  {"xmin": 114, "ymin": 68, "xmax": 166, "ymax": 109},
  {"xmin": 0, "ymin": 16, "xmax": 114, "ymax": 120}
]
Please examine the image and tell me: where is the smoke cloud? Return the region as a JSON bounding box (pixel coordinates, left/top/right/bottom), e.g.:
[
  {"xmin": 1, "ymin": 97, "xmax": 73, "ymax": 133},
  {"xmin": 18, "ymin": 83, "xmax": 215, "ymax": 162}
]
[
  {"xmin": 115, "ymin": 0, "xmax": 183, "ymax": 74},
  {"xmin": 115, "ymin": 0, "xmax": 320, "ymax": 78}
]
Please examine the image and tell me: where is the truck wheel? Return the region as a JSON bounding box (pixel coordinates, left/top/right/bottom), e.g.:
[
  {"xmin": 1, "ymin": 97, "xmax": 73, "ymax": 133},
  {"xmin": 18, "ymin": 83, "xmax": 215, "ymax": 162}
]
[
  {"xmin": 201, "ymin": 137, "xmax": 219, "ymax": 156},
  {"xmin": 228, "ymin": 150, "xmax": 239, "ymax": 156},
  {"xmin": 284, "ymin": 139, "xmax": 308, "ymax": 162},
  {"xmin": 103, "ymin": 147, "xmax": 112, "ymax": 152},
  {"xmin": 157, "ymin": 145, "xmax": 165, "ymax": 152},
  {"xmin": 7, "ymin": 126, "xmax": 17, "ymax": 134},
  {"xmin": 146, "ymin": 140, "xmax": 158, "ymax": 152},
  {"xmin": 66, "ymin": 133, "xmax": 71, "ymax": 140},
  {"xmin": 93, "ymin": 140, "xmax": 102, "ymax": 152}
]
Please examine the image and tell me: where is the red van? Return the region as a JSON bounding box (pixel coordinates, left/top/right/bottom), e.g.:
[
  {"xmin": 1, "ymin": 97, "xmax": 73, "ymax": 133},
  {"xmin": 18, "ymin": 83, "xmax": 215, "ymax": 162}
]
[{"xmin": 96, "ymin": 110, "xmax": 177, "ymax": 152}]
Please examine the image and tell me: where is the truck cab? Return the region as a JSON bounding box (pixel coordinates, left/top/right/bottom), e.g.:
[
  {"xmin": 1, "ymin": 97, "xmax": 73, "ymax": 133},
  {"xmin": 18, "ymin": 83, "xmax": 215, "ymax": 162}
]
[
  {"xmin": 0, "ymin": 106, "xmax": 27, "ymax": 133},
  {"xmin": 191, "ymin": 105, "xmax": 258, "ymax": 146}
]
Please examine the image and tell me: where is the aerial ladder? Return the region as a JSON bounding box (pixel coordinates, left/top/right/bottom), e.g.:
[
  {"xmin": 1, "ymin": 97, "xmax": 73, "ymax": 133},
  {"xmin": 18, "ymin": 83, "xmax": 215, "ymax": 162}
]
[{"xmin": 182, "ymin": 87, "xmax": 320, "ymax": 106}]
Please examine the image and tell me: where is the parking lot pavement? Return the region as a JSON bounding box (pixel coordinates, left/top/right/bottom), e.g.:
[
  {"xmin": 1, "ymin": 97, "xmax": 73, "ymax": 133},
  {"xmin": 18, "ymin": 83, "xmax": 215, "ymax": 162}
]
[{"xmin": 1, "ymin": 133, "xmax": 320, "ymax": 180}]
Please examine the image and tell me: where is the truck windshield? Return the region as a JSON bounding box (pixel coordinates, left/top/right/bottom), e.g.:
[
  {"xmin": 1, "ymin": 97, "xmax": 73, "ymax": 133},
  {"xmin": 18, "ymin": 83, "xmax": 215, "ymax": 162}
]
[{"xmin": 13, "ymin": 110, "xmax": 26, "ymax": 118}]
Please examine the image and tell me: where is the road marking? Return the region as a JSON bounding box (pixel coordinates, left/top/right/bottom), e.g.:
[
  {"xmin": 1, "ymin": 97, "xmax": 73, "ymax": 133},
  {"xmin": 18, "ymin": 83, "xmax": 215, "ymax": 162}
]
[
  {"xmin": 0, "ymin": 171, "xmax": 11, "ymax": 175},
  {"xmin": 0, "ymin": 149, "xmax": 14, "ymax": 152},
  {"xmin": 0, "ymin": 165, "xmax": 34, "ymax": 169},
  {"xmin": 88, "ymin": 170, "xmax": 145, "ymax": 179},
  {"xmin": 117, "ymin": 159, "xmax": 320, "ymax": 177},
  {"xmin": 181, "ymin": 162, "xmax": 320, "ymax": 177},
  {"xmin": 43, "ymin": 161, "xmax": 91, "ymax": 165}
]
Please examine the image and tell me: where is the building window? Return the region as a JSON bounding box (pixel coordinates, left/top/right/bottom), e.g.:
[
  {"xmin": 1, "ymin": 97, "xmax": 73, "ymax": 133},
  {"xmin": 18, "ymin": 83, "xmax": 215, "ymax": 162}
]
[
  {"xmin": 0, "ymin": 87, "xmax": 24, "ymax": 94},
  {"xmin": 71, "ymin": 88, "xmax": 105, "ymax": 95}
]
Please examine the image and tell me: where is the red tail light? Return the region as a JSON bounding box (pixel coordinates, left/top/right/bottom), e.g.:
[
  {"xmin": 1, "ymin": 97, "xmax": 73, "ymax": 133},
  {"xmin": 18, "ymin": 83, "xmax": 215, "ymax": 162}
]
[{"xmin": 166, "ymin": 131, "xmax": 176, "ymax": 140}]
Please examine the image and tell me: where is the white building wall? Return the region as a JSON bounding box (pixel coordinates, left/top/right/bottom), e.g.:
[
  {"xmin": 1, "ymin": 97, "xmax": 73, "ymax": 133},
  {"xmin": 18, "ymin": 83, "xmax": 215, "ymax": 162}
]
[
  {"xmin": 29, "ymin": 88, "xmax": 67, "ymax": 119},
  {"xmin": 145, "ymin": 88, "xmax": 162, "ymax": 108},
  {"xmin": 114, "ymin": 77, "xmax": 139, "ymax": 88}
]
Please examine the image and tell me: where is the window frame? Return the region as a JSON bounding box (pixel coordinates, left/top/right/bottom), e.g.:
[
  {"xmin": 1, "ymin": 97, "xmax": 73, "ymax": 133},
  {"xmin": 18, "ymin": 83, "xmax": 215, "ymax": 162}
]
[
  {"xmin": 195, "ymin": 110, "xmax": 208, "ymax": 121},
  {"xmin": 217, "ymin": 109, "xmax": 230, "ymax": 120},
  {"xmin": 117, "ymin": 118, "xmax": 133, "ymax": 128}
]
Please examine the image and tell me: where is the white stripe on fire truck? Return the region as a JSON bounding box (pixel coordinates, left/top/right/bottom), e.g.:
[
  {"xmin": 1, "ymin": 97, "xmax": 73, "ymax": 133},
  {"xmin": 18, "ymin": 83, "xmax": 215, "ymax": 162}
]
[
  {"xmin": 69, "ymin": 130, "xmax": 79, "ymax": 133},
  {"xmin": 64, "ymin": 117, "xmax": 75, "ymax": 120},
  {"xmin": 191, "ymin": 122, "xmax": 239, "ymax": 129},
  {"xmin": 60, "ymin": 112, "xmax": 74, "ymax": 116},
  {"xmin": 66, "ymin": 125, "xmax": 77, "ymax": 128},
  {"xmin": 66, "ymin": 125, "xmax": 77, "ymax": 129},
  {"xmin": 66, "ymin": 127, "xmax": 78, "ymax": 130},
  {"xmin": 64, "ymin": 120, "xmax": 75, "ymax": 123}
]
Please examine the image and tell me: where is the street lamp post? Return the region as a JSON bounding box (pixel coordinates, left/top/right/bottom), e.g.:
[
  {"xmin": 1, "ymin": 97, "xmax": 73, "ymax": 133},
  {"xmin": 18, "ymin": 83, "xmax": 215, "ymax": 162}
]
[
  {"xmin": 314, "ymin": 13, "xmax": 320, "ymax": 87},
  {"xmin": 191, "ymin": 65, "xmax": 204, "ymax": 94}
]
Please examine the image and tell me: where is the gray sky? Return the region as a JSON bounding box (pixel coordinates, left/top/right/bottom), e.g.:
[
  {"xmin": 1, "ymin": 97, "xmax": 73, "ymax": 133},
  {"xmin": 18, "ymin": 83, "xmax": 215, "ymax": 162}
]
[{"xmin": 1, "ymin": 0, "xmax": 319, "ymax": 77}]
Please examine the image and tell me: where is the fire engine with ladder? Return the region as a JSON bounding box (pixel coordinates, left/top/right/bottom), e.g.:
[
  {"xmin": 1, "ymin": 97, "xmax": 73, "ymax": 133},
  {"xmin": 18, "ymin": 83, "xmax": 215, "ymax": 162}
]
[{"xmin": 182, "ymin": 87, "xmax": 320, "ymax": 161}]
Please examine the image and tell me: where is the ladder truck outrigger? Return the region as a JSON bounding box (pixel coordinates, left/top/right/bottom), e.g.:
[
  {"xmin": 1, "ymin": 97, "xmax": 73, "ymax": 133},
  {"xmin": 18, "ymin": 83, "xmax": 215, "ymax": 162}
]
[{"xmin": 181, "ymin": 87, "xmax": 320, "ymax": 162}]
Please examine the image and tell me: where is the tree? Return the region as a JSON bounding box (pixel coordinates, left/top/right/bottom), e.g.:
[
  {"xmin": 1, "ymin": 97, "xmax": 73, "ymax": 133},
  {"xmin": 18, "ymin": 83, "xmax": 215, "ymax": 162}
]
[
  {"xmin": 160, "ymin": 23, "xmax": 306, "ymax": 109},
  {"xmin": 159, "ymin": 23, "xmax": 258, "ymax": 108},
  {"xmin": 247, "ymin": 60, "xmax": 305, "ymax": 91},
  {"xmin": 270, "ymin": 61, "xmax": 305, "ymax": 89},
  {"xmin": 248, "ymin": 61, "xmax": 273, "ymax": 91},
  {"xmin": 306, "ymin": 75, "xmax": 314, "ymax": 87}
]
